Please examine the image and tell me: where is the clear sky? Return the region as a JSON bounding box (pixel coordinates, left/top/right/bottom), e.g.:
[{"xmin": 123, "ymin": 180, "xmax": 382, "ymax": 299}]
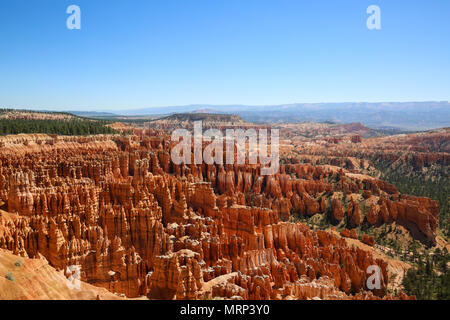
[{"xmin": 0, "ymin": 0, "xmax": 449, "ymax": 111}]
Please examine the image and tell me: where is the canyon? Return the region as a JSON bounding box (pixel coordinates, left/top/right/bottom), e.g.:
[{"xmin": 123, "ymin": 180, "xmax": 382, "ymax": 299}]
[{"xmin": 0, "ymin": 121, "xmax": 447, "ymax": 300}]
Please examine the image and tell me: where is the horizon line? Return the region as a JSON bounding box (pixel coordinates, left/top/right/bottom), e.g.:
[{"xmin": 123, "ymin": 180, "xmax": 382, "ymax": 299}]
[{"xmin": 2, "ymin": 100, "xmax": 450, "ymax": 113}]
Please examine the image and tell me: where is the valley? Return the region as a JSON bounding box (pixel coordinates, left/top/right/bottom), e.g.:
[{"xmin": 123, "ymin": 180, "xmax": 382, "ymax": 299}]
[{"xmin": 0, "ymin": 111, "xmax": 448, "ymax": 300}]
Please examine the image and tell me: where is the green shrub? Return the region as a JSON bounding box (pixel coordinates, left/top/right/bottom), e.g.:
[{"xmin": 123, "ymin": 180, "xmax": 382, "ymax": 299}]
[{"xmin": 5, "ymin": 272, "xmax": 15, "ymax": 282}]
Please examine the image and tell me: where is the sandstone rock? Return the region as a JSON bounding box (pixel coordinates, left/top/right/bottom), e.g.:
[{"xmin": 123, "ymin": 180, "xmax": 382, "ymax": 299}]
[{"xmin": 0, "ymin": 133, "xmax": 418, "ymax": 300}]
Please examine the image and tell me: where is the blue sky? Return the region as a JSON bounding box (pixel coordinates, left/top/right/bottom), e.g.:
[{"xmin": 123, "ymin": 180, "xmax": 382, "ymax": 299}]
[{"xmin": 0, "ymin": 0, "xmax": 449, "ymax": 111}]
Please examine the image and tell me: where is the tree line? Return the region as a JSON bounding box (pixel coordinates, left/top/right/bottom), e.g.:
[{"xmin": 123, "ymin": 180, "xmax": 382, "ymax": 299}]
[{"xmin": 0, "ymin": 119, "xmax": 116, "ymax": 136}]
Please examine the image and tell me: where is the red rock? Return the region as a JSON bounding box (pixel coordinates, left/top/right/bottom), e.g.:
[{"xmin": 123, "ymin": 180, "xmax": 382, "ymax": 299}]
[
  {"xmin": 0, "ymin": 133, "xmax": 416, "ymax": 300},
  {"xmin": 340, "ymin": 229, "xmax": 358, "ymax": 239},
  {"xmin": 361, "ymin": 235, "xmax": 375, "ymax": 246},
  {"xmin": 347, "ymin": 201, "xmax": 362, "ymax": 227},
  {"xmin": 331, "ymin": 198, "xmax": 345, "ymax": 223}
]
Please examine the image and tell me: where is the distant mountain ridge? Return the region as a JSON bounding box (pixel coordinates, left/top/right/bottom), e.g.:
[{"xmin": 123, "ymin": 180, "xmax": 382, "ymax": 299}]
[
  {"xmin": 110, "ymin": 101, "xmax": 450, "ymax": 131},
  {"xmin": 5, "ymin": 101, "xmax": 449, "ymax": 131},
  {"xmin": 146, "ymin": 113, "xmax": 250, "ymax": 131},
  {"xmin": 158, "ymin": 113, "xmax": 244, "ymax": 123},
  {"xmin": 70, "ymin": 111, "xmax": 120, "ymax": 118}
]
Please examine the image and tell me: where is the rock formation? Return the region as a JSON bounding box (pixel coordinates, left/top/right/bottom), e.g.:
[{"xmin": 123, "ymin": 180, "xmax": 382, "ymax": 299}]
[{"xmin": 0, "ymin": 131, "xmax": 427, "ymax": 300}]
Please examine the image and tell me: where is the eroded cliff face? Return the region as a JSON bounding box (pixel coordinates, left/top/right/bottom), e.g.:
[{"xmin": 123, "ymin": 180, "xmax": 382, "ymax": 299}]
[
  {"xmin": 0, "ymin": 248, "xmax": 126, "ymax": 300},
  {"xmin": 0, "ymin": 133, "xmax": 424, "ymax": 299}
]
